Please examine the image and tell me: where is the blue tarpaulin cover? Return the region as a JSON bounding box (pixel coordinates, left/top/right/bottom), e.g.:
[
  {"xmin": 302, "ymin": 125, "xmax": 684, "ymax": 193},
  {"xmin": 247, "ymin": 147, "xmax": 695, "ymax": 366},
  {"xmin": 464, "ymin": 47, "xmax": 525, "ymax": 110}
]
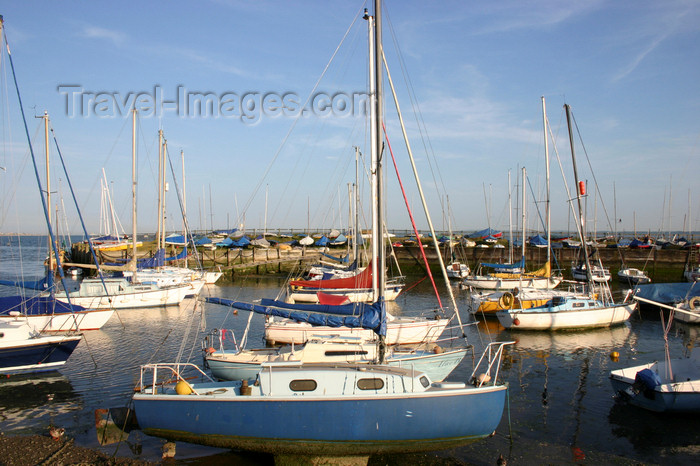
[
  {"xmin": 315, "ymin": 236, "xmax": 330, "ymax": 247},
  {"xmin": 0, "ymin": 276, "xmax": 50, "ymax": 291},
  {"xmin": 634, "ymin": 282, "xmax": 700, "ymax": 304},
  {"xmin": 231, "ymin": 236, "xmax": 251, "ymax": 248},
  {"xmin": 529, "ymin": 235, "xmax": 548, "ymax": 246},
  {"xmin": 469, "ymin": 228, "xmax": 503, "ymax": 239},
  {"xmin": 480, "ymin": 257, "xmax": 525, "ymax": 270},
  {"xmin": 205, "ymin": 297, "xmax": 386, "ymax": 336},
  {"xmin": 0, "ymin": 295, "xmax": 87, "ymax": 316}
]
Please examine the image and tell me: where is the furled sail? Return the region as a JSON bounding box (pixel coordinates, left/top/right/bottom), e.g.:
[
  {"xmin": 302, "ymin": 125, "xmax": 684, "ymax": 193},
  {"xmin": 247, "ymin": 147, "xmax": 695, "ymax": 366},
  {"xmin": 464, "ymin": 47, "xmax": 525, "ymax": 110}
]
[{"xmin": 205, "ymin": 297, "xmax": 386, "ymax": 336}]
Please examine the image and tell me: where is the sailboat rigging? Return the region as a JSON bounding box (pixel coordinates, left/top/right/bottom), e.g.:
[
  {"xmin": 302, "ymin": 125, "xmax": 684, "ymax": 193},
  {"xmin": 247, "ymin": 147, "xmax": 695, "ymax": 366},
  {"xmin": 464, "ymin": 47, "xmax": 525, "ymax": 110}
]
[
  {"xmin": 495, "ymin": 103, "xmax": 637, "ymax": 330},
  {"xmin": 133, "ymin": 2, "xmax": 513, "ymax": 457}
]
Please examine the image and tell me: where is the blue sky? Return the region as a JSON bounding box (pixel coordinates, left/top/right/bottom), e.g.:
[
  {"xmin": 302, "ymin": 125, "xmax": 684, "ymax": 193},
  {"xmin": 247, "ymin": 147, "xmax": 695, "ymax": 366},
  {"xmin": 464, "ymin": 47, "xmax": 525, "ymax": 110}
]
[{"xmin": 1, "ymin": 0, "xmax": 698, "ymax": 237}]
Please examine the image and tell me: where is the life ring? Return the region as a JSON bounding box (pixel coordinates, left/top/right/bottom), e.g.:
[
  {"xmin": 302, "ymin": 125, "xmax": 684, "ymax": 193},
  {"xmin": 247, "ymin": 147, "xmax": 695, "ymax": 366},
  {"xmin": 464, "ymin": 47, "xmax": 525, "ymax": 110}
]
[
  {"xmin": 499, "ymin": 292, "xmax": 514, "ymax": 309},
  {"xmin": 689, "ymin": 296, "xmax": 700, "ymax": 311}
]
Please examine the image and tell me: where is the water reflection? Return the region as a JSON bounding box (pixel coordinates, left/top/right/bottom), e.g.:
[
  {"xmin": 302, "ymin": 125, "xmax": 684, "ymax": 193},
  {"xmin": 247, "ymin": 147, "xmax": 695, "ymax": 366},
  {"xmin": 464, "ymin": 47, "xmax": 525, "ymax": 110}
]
[
  {"xmin": 0, "ymin": 372, "xmax": 79, "ymax": 430},
  {"xmin": 0, "ymin": 273, "xmax": 698, "ymax": 463}
]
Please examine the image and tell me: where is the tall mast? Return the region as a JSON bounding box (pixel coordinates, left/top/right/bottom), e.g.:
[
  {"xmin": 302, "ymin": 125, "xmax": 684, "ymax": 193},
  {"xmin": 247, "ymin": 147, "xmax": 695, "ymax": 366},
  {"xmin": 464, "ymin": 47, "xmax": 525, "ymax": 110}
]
[
  {"xmin": 162, "ymin": 137, "xmax": 168, "ymax": 254},
  {"xmin": 564, "ymin": 104, "xmax": 592, "ymax": 283},
  {"xmin": 347, "ymin": 182, "xmax": 352, "ymax": 258},
  {"xmin": 181, "ymin": 150, "xmax": 188, "ymax": 267},
  {"xmin": 507, "ymin": 170, "xmax": 513, "ymax": 263},
  {"xmin": 521, "ymin": 167, "xmax": 526, "ymax": 263},
  {"xmin": 264, "ymin": 184, "xmax": 268, "ymax": 237},
  {"xmin": 541, "ymin": 96, "xmax": 550, "ymax": 268},
  {"xmin": 131, "ymin": 109, "xmax": 138, "ymax": 276},
  {"xmin": 43, "ymin": 111, "xmax": 53, "ymax": 274},
  {"xmin": 157, "ymin": 129, "xmax": 164, "ymax": 251},
  {"xmin": 353, "ymin": 146, "xmax": 360, "ymax": 263},
  {"xmin": 375, "ymin": 0, "xmax": 385, "ymax": 303},
  {"xmin": 366, "ymin": 5, "xmax": 379, "ymax": 301},
  {"xmin": 365, "ymin": 0, "xmax": 385, "ymax": 360}
]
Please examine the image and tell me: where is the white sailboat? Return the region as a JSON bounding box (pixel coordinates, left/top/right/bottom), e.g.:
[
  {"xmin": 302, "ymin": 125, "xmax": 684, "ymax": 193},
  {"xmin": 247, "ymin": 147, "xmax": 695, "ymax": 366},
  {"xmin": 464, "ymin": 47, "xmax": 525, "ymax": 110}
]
[
  {"xmin": 0, "ymin": 24, "xmax": 113, "ymax": 334},
  {"xmin": 462, "ymin": 167, "xmax": 561, "ymax": 291},
  {"xmin": 610, "ymin": 296, "xmax": 700, "ymax": 412},
  {"xmin": 57, "ymin": 110, "xmax": 204, "ymax": 310},
  {"xmin": 204, "ymin": 333, "xmax": 467, "ymax": 383},
  {"xmin": 445, "ymin": 195, "xmax": 470, "ymax": 279},
  {"xmin": 122, "ymin": 141, "xmax": 221, "ymax": 286},
  {"xmin": 496, "ymin": 104, "xmax": 637, "ymax": 330},
  {"xmin": 470, "ymin": 97, "xmax": 580, "ymax": 315}
]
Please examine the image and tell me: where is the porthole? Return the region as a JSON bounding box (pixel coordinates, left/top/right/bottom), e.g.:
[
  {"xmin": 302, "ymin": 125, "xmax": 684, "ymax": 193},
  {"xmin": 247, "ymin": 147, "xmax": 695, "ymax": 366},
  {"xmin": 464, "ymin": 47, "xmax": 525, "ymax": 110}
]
[
  {"xmin": 419, "ymin": 376, "xmax": 430, "ymax": 388},
  {"xmin": 289, "ymin": 379, "xmax": 317, "ymax": 392},
  {"xmin": 357, "ymin": 378, "xmax": 384, "ymax": 390}
]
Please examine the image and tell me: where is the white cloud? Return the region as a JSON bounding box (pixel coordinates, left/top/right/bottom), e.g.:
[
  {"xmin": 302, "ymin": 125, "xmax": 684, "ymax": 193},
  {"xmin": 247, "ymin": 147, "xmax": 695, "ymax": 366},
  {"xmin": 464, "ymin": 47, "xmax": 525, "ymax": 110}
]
[{"xmin": 82, "ymin": 26, "xmax": 126, "ymax": 46}]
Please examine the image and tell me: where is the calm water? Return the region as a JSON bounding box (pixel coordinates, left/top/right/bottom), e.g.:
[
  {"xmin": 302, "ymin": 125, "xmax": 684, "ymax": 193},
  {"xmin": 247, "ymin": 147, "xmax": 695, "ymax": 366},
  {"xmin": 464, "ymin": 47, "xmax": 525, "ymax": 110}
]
[{"xmin": 1, "ymin": 239, "xmax": 699, "ymax": 464}]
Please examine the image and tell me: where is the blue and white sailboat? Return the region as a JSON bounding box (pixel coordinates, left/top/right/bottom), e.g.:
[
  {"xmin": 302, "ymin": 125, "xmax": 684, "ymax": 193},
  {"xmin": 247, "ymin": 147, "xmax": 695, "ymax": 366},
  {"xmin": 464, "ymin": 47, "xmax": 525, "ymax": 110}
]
[
  {"xmin": 202, "ymin": 298, "xmax": 468, "ymax": 382},
  {"xmin": 132, "ymin": 1, "xmax": 513, "ymax": 456},
  {"xmin": 0, "ymin": 16, "xmax": 83, "ymax": 373},
  {"xmin": 0, "ymin": 317, "xmax": 81, "ymax": 375},
  {"xmin": 0, "ymin": 18, "xmax": 113, "ymax": 333},
  {"xmin": 496, "ymin": 104, "xmax": 637, "ymax": 330}
]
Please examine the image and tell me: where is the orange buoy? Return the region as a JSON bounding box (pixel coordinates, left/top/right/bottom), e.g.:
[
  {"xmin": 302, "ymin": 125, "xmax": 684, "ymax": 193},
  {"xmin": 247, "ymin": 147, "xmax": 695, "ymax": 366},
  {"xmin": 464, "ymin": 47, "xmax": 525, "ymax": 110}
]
[
  {"xmin": 578, "ymin": 181, "xmax": 586, "ymax": 196},
  {"xmin": 205, "ymin": 347, "xmax": 216, "ymax": 354},
  {"xmin": 609, "ymin": 351, "xmax": 619, "ymax": 362},
  {"xmin": 513, "ymin": 318, "xmax": 520, "ymax": 326}
]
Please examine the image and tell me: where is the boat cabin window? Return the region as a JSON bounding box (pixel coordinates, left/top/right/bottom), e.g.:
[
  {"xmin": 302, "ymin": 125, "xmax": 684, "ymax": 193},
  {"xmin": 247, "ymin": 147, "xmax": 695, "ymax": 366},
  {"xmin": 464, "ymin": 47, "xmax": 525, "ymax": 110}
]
[
  {"xmin": 289, "ymin": 379, "xmax": 317, "ymax": 392},
  {"xmin": 325, "ymin": 350, "xmax": 369, "ymax": 357},
  {"xmin": 551, "ymin": 296, "xmax": 565, "ymax": 306},
  {"xmin": 357, "ymin": 378, "xmax": 384, "ymax": 390},
  {"xmin": 420, "ymin": 376, "xmax": 430, "ymax": 388},
  {"xmin": 572, "ymin": 302, "xmax": 585, "ymax": 308}
]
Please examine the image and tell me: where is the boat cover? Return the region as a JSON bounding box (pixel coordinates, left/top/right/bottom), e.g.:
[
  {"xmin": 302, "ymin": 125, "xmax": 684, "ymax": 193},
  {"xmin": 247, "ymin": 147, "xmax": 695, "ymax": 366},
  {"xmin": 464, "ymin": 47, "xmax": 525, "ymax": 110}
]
[
  {"xmin": 0, "ymin": 276, "xmax": 50, "ymax": 291},
  {"xmin": 480, "ymin": 257, "xmax": 525, "ymax": 270},
  {"xmin": 0, "ymin": 295, "xmax": 87, "ymax": 316},
  {"xmin": 205, "ymin": 297, "xmax": 386, "ymax": 336},
  {"xmin": 330, "ymin": 234, "xmax": 347, "ymax": 245},
  {"xmin": 320, "ymin": 252, "xmax": 349, "ymax": 263},
  {"xmin": 634, "ymin": 282, "xmax": 700, "ymax": 304},
  {"xmin": 315, "ymin": 236, "xmax": 330, "ymax": 247},
  {"xmin": 231, "ymin": 236, "xmax": 251, "ymax": 248},
  {"xmin": 164, "ymin": 234, "xmax": 186, "ymax": 245},
  {"xmin": 215, "ymin": 238, "xmax": 234, "ymax": 247},
  {"xmin": 529, "ymin": 235, "xmax": 548, "ymax": 246},
  {"xmin": 469, "ymin": 228, "xmax": 503, "ymax": 239}
]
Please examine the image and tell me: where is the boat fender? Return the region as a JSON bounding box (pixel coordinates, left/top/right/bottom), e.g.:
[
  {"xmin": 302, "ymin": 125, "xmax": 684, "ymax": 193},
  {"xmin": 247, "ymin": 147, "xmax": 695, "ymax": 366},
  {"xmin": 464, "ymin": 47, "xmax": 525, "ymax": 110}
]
[
  {"xmin": 474, "ymin": 373, "xmax": 491, "ymax": 386},
  {"xmin": 499, "ymin": 292, "xmax": 514, "ymax": 309},
  {"xmin": 175, "ymin": 380, "xmax": 193, "ymax": 395},
  {"xmin": 513, "ymin": 317, "xmax": 520, "ymax": 326},
  {"xmin": 689, "ymin": 296, "xmax": 700, "ymax": 310},
  {"xmin": 205, "ymin": 347, "xmax": 216, "ymax": 354},
  {"xmin": 433, "ymin": 344, "xmax": 443, "ymax": 354}
]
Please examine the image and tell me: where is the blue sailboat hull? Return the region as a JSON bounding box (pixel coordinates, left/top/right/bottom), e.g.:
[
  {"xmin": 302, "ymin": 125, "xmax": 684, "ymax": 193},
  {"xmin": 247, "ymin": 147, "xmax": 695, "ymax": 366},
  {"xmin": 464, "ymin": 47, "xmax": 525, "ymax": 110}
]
[
  {"xmin": 134, "ymin": 385, "xmax": 506, "ymax": 455},
  {"xmin": 0, "ymin": 337, "xmax": 81, "ymax": 375}
]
